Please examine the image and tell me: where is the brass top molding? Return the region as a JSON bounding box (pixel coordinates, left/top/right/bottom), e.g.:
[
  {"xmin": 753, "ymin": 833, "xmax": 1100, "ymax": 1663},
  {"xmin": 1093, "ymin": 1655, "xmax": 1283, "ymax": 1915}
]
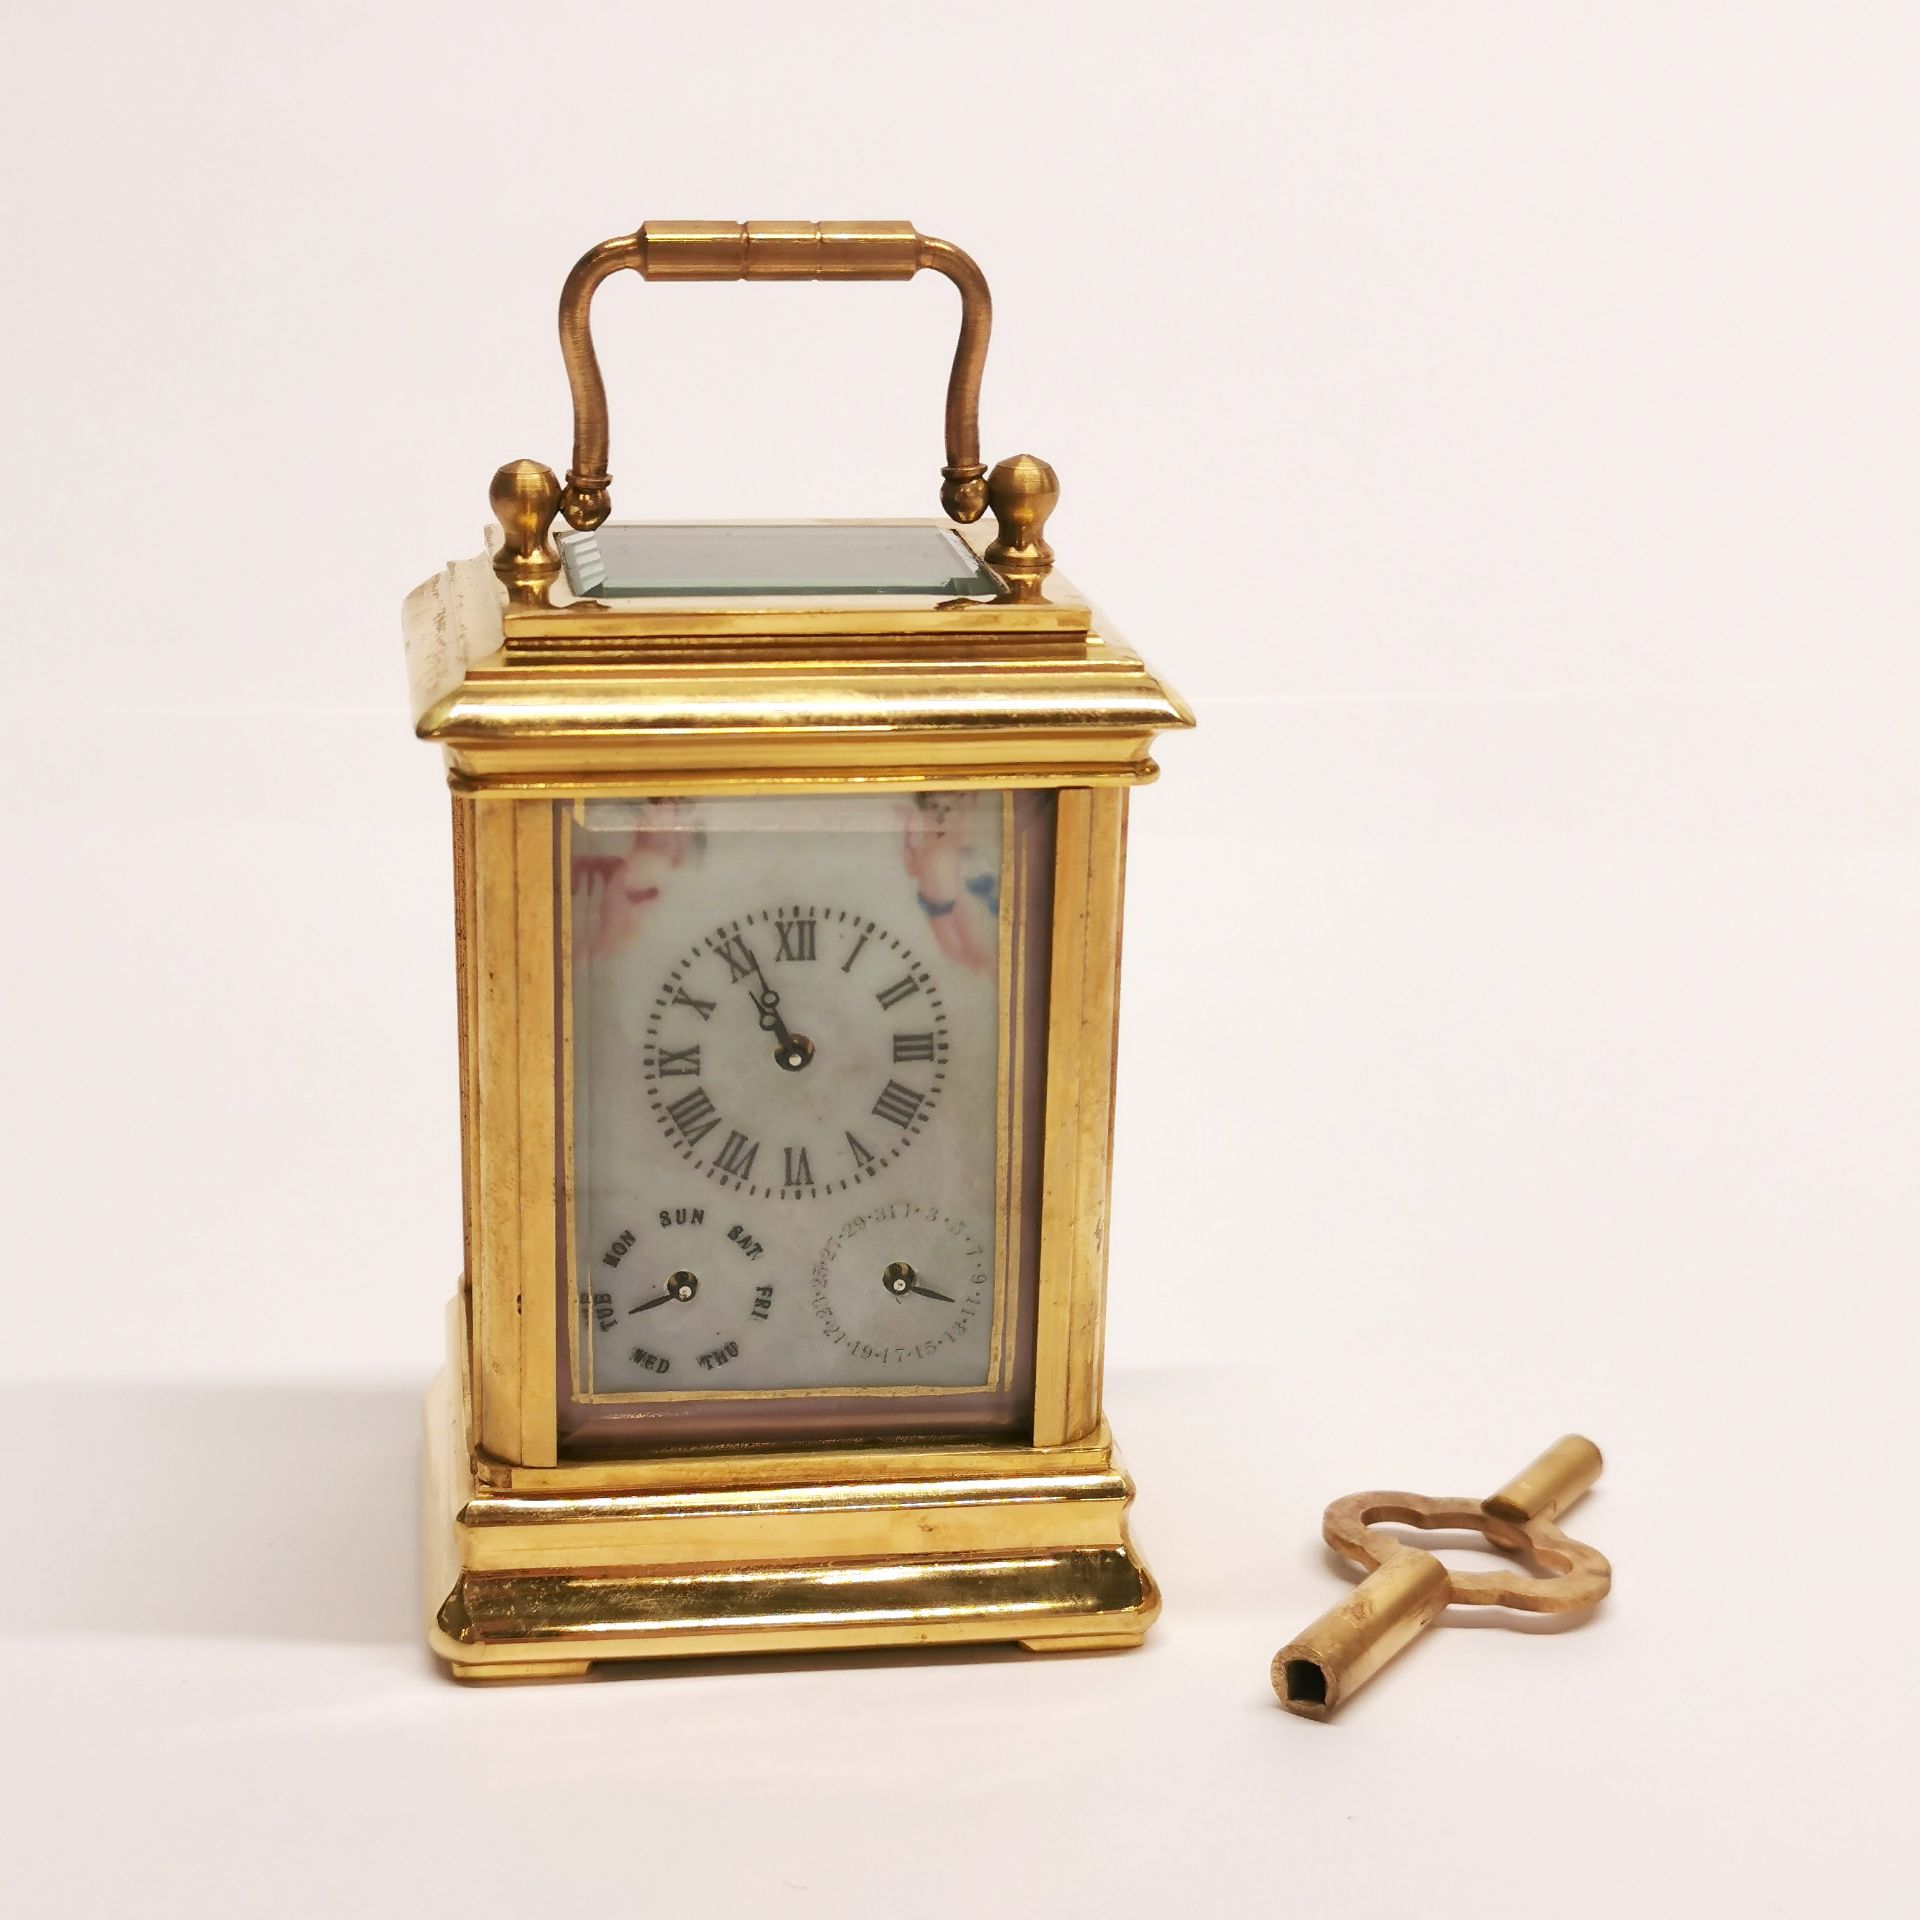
[
  {"xmin": 402, "ymin": 555, "xmax": 1193, "ymax": 795},
  {"xmin": 557, "ymin": 221, "xmax": 993, "ymax": 532}
]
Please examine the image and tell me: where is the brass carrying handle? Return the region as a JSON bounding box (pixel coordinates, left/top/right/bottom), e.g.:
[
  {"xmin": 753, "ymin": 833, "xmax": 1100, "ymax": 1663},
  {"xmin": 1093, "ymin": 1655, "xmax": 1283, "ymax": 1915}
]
[{"xmin": 556, "ymin": 220, "xmax": 992, "ymax": 532}]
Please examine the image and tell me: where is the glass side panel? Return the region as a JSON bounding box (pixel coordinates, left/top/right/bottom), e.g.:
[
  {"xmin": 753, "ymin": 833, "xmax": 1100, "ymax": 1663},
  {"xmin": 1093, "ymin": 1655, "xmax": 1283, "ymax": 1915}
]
[{"xmin": 559, "ymin": 523, "xmax": 998, "ymax": 598}]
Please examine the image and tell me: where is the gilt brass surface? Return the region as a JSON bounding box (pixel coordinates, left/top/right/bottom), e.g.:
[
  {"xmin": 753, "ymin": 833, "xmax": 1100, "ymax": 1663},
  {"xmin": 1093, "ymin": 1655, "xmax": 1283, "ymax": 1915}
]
[
  {"xmin": 488, "ymin": 459, "xmax": 562, "ymax": 594},
  {"xmin": 1483, "ymin": 1433, "xmax": 1605, "ymax": 1526},
  {"xmin": 404, "ymin": 543, "xmax": 1187, "ymax": 796},
  {"xmin": 426, "ymin": 1302, "xmax": 1159, "ymax": 1678},
  {"xmin": 439, "ymin": 759, "xmax": 1162, "ymax": 1477},
  {"xmin": 983, "ymin": 454, "xmax": 1060, "ymax": 602},
  {"xmin": 1032, "ymin": 788, "xmax": 1128, "ymax": 1447},
  {"xmin": 428, "ymin": 755, "xmax": 1164, "ymax": 1669}
]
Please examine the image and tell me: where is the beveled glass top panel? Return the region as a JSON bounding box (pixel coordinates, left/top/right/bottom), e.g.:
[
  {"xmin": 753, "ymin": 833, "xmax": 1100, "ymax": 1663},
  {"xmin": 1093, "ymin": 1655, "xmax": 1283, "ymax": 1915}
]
[{"xmin": 559, "ymin": 523, "xmax": 999, "ymax": 599}]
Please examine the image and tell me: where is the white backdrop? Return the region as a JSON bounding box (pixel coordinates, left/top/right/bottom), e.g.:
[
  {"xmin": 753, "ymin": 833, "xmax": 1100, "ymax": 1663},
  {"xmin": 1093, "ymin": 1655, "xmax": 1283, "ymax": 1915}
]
[{"xmin": 2, "ymin": 4, "xmax": 1914, "ymax": 1914}]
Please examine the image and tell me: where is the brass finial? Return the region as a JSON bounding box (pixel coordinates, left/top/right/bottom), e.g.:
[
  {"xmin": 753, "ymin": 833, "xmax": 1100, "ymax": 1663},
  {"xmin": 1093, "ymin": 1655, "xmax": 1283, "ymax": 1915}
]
[
  {"xmin": 984, "ymin": 454, "xmax": 1059, "ymax": 601},
  {"xmin": 490, "ymin": 459, "xmax": 563, "ymax": 592}
]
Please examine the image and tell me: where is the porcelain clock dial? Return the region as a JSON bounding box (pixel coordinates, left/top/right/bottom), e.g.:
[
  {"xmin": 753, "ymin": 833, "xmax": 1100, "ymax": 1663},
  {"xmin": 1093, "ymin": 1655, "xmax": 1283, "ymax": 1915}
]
[
  {"xmin": 642, "ymin": 906, "xmax": 952, "ymax": 1199},
  {"xmin": 567, "ymin": 792, "xmax": 1011, "ymax": 1409}
]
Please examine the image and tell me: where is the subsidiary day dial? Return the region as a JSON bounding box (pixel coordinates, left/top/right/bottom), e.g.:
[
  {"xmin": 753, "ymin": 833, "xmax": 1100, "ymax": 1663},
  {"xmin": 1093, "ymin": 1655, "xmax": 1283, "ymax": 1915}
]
[
  {"xmin": 643, "ymin": 905, "xmax": 951, "ymax": 1199},
  {"xmin": 580, "ymin": 1201, "xmax": 780, "ymax": 1390}
]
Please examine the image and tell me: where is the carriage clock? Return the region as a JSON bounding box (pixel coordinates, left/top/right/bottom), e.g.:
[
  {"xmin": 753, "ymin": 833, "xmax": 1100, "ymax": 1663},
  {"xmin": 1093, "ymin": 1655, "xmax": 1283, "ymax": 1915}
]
[{"xmin": 404, "ymin": 220, "xmax": 1192, "ymax": 1679}]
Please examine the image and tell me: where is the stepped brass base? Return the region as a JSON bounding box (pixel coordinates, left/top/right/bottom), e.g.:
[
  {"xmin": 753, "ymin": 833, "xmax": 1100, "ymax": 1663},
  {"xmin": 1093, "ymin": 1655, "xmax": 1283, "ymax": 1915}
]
[{"xmin": 424, "ymin": 1306, "xmax": 1158, "ymax": 1681}]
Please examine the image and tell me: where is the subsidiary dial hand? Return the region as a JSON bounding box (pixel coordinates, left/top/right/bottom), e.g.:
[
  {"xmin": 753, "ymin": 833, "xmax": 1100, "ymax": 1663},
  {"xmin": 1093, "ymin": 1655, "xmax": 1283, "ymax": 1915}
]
[
  {"xmin": 630, "ymin": 1270, "xmax": 699, "ymax": 1311},
  {"xmin": 883, "ymin": 1261, "xmax": 954, "ymax": 1304}
]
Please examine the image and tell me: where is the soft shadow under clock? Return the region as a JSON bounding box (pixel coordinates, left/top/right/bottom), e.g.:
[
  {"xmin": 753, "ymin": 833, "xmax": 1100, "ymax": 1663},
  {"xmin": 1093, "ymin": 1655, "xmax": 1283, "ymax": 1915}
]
[
  {"xmin": 0, "ymin": 1379, "xmax": 420, "ymax": 1646},
  {"xmin": 0, "ymin": 1366, "xmax": 1268, "ymax": 1657}
]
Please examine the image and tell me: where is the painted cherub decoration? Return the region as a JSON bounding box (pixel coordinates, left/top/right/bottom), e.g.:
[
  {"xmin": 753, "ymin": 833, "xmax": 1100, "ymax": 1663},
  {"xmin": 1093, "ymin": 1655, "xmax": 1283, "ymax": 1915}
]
[
  {"xmin": 571, "ymin": 801, "xmax": 705, "ymax": 960},
  {"xmin": 901, "ymin": 793, "xmax": 998, "ymax": 976}
]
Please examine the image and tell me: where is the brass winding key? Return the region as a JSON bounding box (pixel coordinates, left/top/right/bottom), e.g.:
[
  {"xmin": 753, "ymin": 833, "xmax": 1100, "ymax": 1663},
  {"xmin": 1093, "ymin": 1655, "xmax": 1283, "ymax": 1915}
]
[{"xmin": 1272, "ymin": 1436, "xmax": 1612, "ymax": 1719}]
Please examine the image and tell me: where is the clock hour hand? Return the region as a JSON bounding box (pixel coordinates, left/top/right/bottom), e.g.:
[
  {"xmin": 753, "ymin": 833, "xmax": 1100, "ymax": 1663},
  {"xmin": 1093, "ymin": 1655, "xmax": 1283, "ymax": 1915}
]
[
  {"xmin": 747, "ymin": 962, "xmax": 814, "ymax": 1072},
  {"xmin": 883, "ymin": 1261, "xmax": 953, "ymax": 1303}
]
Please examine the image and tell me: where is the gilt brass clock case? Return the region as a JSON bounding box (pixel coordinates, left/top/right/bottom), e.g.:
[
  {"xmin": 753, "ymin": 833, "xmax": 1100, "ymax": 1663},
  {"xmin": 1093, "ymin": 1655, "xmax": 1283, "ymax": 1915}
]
[{"xmin": 404, "ymin": 221, "xmax": 1192, "ymax": 1679}]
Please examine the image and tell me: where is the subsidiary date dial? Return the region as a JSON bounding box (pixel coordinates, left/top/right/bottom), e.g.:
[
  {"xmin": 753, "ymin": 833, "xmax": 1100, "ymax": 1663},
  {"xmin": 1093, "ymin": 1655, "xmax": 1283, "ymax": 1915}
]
[
  {"xmin": 643, "ymin": 905, "xmax": 951, "ymax": 1199},
  {"xmin": 810, "ymin": 1200, "xmax": 995, "ymax": 1384}
]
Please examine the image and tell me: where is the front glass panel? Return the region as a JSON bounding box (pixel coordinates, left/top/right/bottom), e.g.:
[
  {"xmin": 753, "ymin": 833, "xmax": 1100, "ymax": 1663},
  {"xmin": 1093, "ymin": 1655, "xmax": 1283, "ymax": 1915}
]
[{"xmin": 560, "ymin": 791, "xmax": 1053, "ymax": 1451}]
